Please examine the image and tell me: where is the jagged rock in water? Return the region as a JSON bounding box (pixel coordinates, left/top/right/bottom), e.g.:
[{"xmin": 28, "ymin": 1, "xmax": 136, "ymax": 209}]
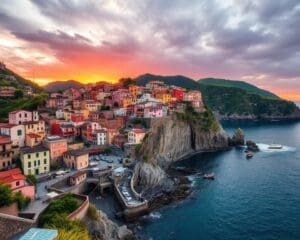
[
  {"xmin": 229, "ymin": 128, "xmax": 245, "ymax": 146},
  {"xmin": 246, "ymin": 140, "xmax": 260, "ymax": 152}
]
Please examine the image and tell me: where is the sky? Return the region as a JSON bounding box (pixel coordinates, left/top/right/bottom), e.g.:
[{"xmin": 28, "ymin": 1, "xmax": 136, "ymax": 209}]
[{"xmin": 0, "ymin": 0, "xmax": 300, "ymax": 100}]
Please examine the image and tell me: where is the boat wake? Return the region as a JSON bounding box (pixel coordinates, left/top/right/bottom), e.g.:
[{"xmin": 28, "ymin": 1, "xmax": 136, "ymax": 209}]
[{"xmin": 256, "ymin": 143, "xmax": 296, "ymax": 152}]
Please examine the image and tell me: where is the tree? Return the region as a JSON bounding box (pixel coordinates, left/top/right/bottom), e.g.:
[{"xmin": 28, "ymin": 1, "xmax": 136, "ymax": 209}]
[
  {"xmin": 14, "ymin": 89, "xmax": 23, "ymax": 99},
  {"xmin": 119, "ymin": 77, "xmax": 134, "ymax": 87},
  {"xmin": 0, "ymin": 183, "xmax": 14, "ymax": 207}
]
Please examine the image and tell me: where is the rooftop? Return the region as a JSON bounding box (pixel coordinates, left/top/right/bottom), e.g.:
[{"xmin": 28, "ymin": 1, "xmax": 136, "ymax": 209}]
[
  {"xmin": 131, "ymin": 128, "xmax": 145, "ymax": 134},
  {"xmin": 0, "ymin": 168, "xmax": 25, "ymax": 183},
  {"xmin": 20, "ymin": 145, "xmax": 49, "ymax": 154},
  {"xmin": 65, "ymin": 148, "xmax": 89, "ymax": 156},
  {"xmin": 27, "ymin": 133, "xmax": 41, "ymax": 139},
  {"xmin": 0, "ymin": 136, "xmax": 11, "ymax": 144}
]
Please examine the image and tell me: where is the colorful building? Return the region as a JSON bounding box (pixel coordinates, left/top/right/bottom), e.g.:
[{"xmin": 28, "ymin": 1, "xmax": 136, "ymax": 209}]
[
  {"xmin": 25, "ymin": 133, "xmax": 43, "ymax": 147},
  {"xmin": 128, "ymin": 129, "xmax": 146, "ymax": 144},
  {"xmin": 69, "ymin": 171, "xmax": 87, "ymax": 186},
  {"xmin": 63, "ymin": 149, "xmax": 89, "ymax": 170},
  {"xmin": 172, "ymin": 87, "xmax": 185, "ymax": 100},
  {"xmin": 9, "ymin": 110, "xmax": 39, "ymax": 125},
  {"xmin": 43, "ymin": 136, "xmax": 68, "ymax": 165},
  {"xmin": 20, "ymin": 146, "xmax": 50, "ymax": 175},
  {"xmin": 0, "ymin": 123, "xmax": 25, "ymax": 147},
  {"xmin": 23, "ymin": 121, "xmax": 46, "ymax": 138},
  {"xmin": 0, "ymin": 136, "xmax": 13, "ymax": 170},
  {"xmin": 0, "ymin": 168, "xmax": 35, "ymax": 200}
]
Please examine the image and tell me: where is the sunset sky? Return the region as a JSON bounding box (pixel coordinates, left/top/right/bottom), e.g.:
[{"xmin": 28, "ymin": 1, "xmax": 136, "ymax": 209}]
[{"xmin": 0, "ymin": 0, "xmax": 300, "ymax": 100}]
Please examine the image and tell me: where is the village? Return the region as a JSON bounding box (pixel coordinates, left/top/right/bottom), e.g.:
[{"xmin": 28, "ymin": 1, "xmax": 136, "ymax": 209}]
[{"xmin": 0, "ymin": 79, "xmax": 204, "ymax": 239}]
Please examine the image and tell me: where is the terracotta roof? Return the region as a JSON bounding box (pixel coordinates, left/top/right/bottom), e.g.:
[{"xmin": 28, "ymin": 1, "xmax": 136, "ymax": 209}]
[
  {"xmin": 27, "ymin": 133, "xmax": 41, "ymax": 138},
  {"xmin": 0, "ymin": 168, "xmax": 25, "ymax": 184},
  {"xmin": 0, "ymin": 136, "xmax": 11, "ymax": 144},
  {"xmin": 131, "ymin": 128, "xmax": 145, "ymax": 134}
]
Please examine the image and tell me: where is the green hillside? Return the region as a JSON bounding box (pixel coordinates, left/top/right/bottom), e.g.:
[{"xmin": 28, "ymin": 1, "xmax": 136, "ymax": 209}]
[
  {"xmin": 0, "ymin": 67, "xmax": 43, "ymax": 92},
  {"xmin": 135, "ymin": 74, "xmax": 300, "ymax": 119},
  {"xmin": 198, "ymin": 78, "xmax": 279, "ymax": 99},
  {"xmin": 0, "ymin": 66, "xmax": 46, "ymax": 120}
]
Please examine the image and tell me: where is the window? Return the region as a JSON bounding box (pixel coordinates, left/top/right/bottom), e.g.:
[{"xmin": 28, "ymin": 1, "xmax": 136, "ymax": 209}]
[
  {"xmin": 25, "ymin": 113, "xmax": 27, "ymax": 117},
  {"xmin": 28, "ymin": 154, "xmax": 31, "ymax": 159},
  {"xmin": 44, "ymin": 152, "xmax": 47, "ymax": 156},
  {"xmin": 17, "ymin": 129, "xmax": 22, "ymax": 136},
  {"xmin": 38, "ymin": 160, "xmax": 40, "ymax": 165},
  {"xmin": 44, "ymin": 166, "xmax": 47, "ymax": 171},
  {"xmin": 16, "ymin": 181, "xmax": 20, "ymax": 186},
  {"xmin": 34, "ymin": 161, "xmax": 36, "ymax": 166},
  {"xmin": 44, "ymin": 159, "xmax": 47, "ymax": 164},
  {"xmin": 36, "ymin": 153, "xmax": 39, "ymax": 157},
  {"xmin": 28, "ymin": 162, "xmax": 31, "ymax": 168}
]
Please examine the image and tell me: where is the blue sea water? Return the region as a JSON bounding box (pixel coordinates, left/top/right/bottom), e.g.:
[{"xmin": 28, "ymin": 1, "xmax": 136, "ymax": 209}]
[{"xmin": 138, "ymin": 119, "xmax": 300, "ymax": 240}]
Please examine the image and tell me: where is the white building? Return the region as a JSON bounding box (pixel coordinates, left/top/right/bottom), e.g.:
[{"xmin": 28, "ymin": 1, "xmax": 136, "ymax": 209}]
[
  {"xmin": 56, "ymin": 109, "xmax": 64, "ymax": 119},
  {"xmin": 128, "ymin": 129, "xmax": 146, "ymax": 144},
  {"xmin": 94, "ymin": 129, "xmax": 107, "ymax": 145},
  {"xmin": 114, "ymin": 108, "xmax": 127, "ymax": 116},
  {"xmin": 0, "ymin": 123, "xmax": 25, "ymax": 147},
  {"xmin": 9, "ymin": 110, "xmax": 39, "ymax": 124}
]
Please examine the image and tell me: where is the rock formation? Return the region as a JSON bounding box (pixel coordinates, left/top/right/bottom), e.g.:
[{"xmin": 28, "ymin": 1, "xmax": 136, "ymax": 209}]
[
  {"xmin": 246, "ymin": 140, "xmax": 260, "ymax": 152},
  {"xmin": 134, "ymin": 113, "xmax": 229, "ymax": 189},
  {"xmin": 229, "ymin": 128, "xmax": 245, "ymax": 146}
]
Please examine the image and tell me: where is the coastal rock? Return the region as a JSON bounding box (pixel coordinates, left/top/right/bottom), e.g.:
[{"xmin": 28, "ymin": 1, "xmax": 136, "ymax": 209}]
[
  {"xmin": 229, "ymin": 128, "xmax": 245, "ymax": 146},
  {"xmin": 137, "ymin": 115, "xmax": 229, "ymax": 170},
  {"xmin": 86, "ymin": 209, "xmax": 134, "ymax": 240},
  {"xmin": 246, "ymin": 140, "xmax": 260, "ymax": 152}
]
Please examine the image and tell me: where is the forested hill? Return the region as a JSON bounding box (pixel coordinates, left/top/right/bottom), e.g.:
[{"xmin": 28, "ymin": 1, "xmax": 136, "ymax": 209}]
[
  {"xmin": 198, "ymin": 78, "xmax": 279, "ymax": 99},
  {"xmin": 135, "ymin": 74, "xmax": 300, "ymax": 120}
]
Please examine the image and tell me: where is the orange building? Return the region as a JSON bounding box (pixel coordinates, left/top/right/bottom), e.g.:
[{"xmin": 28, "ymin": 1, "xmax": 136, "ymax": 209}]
[
  {"xmin": 63, "ymin": 149, "xmax": 89, "ymax": 170},
  {"xmin": 43, "ymin": 136, "xmax": 68, "ymax": 165}
]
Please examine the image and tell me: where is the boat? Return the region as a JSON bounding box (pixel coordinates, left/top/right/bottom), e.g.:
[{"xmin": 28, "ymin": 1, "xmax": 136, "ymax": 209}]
[
  {"xmin": 246, "ymin": 152, "xmax": 254, "ymax": 158},
  {"xmin": 268, "ymin": 144, "xmax": 283, "ymax": 149},
  {"xmin": 203, "ymin": 173, "xmax": 215, "ymax": 180}
]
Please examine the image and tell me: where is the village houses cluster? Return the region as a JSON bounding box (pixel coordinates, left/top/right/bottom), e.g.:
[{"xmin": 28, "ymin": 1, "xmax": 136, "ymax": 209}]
[{"xmin": 0, "ymin": 80, "xmax": 203, "ymax": 201}]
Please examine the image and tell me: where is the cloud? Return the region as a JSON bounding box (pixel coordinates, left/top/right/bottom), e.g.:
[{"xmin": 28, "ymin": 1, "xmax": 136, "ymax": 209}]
[{"xmin": 0, "ymin": 0, "xmax": 299, "ymax": 99}]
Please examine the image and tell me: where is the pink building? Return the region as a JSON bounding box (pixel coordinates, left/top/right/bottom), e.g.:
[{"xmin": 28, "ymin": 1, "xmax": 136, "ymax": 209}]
[
  {"xmin": 144, "ymin": 106, "xmax": 163, "ymax": 118},
  {"xmin": 9, "ymin": 110, "xmax": 39, "ymax": 124},
  {"xmin": 43, "ymin": 136, "xmax": 68, "ymax": 165},
  {"xmin": 0, "ymin": 168, "xmax": 35, "ymax": 200},
  {"xmin": 183, "ymin": 90, "xmax": 204, "ymax": 110}
]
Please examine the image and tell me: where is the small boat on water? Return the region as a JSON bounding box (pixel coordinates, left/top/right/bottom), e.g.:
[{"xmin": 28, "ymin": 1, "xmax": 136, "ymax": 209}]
[
  {"xmin": 203, "ymin": 173, "xmax": 215, "ymax": 180},
  {"xmin": 246, "ymin": 152, "xmax": 254, "ymax": 158},
  {"xmin": 268, "ymin": 144, "xmax": 283, "ymax": 149}
]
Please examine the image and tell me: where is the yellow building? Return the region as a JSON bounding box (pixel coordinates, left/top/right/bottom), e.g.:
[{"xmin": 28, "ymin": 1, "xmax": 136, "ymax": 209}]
[
  {"xmin": 122, "ymin": 96, "xmax": 136, "ymax": 108},
  {"xmin": 63, "ymin": 149, "xmax": 89, "ymax": 170},
  {"xmin": 74, "ymin": 109, "xmax": 89, "ymax": 120},
  {"xmin": 63, "ymin": 111, "xmax": 72, "ymax": 121},
  {"xmin": 23, "ymin": 121, "xmax": 46, "ymax": 138},
  {"xmin": 21, "ymin": 146, "xmax": 50, "ymax": 175},
  {"xmin": 128, "ymin": 85, "xmax": 139, "ymax": 97},
  {"xmin": 155, "ymin": 92, "xmax": 172, "ymax": 103}
]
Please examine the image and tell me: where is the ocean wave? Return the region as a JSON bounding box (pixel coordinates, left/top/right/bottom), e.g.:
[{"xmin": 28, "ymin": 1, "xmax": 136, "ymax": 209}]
[
  {"xmin": 256, "ymin": 143, "xmax": 296, "ymax": 152},
  {"xmin": 148, "ymin": 211, "xmax": 162, "ymax": 220},
  {"xmin": 187, "ymin": 175, "xmax": 197, "ymax": 187}
]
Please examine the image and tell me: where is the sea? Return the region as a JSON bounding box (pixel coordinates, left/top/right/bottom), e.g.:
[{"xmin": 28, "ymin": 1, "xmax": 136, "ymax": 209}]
[{"xmin": 137, "ymin": 102, "xmax": 300, "ymax": 240}]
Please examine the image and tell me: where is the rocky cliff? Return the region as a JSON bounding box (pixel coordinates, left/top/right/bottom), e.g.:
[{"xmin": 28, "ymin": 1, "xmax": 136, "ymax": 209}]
[{"xmin": 134, "ymin": 111, "xmax": 229, "ymax": 189}]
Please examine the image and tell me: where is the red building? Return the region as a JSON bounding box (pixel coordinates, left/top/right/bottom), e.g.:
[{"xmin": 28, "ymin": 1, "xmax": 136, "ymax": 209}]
[
  {"xmin": 51, "ymin": 122, "xmax": 77, "ymax": 139},
  {"xmin": 172, "ymin": 87, "xmax": 184, "ymax": 100}
]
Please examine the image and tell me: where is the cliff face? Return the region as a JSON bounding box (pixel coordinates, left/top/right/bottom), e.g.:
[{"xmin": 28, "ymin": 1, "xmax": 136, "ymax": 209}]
[
  {"xmin": 134, "ymin": 114, "xmax": 228, "ymax": 189},
  {"xmin": 138, "ymin": 115, "xmax": 228, "ymax": 168}
]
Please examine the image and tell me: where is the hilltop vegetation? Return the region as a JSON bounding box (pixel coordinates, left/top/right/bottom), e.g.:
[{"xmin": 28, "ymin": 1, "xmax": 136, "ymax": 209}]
[
  {"xmin": 0, "ymin": 93, "xmax": 48, "ymax": 120},
  {"xmin": 198, "ymin": 78, "xmax": 279, "ymax": 99},
  {"xmin": 135, "ymin": 74, "xmax": 300, "ymax": 120},
  {"xmin": 44, "ymin": 80, "xmax": 83, "ymax": 92},
  {"xmin": 0, "ymin": 67, "xmax": 42, "ymax": 92}
]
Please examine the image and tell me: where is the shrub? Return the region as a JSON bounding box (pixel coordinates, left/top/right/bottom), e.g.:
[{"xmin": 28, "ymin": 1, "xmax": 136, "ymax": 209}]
[
  {"xmin": 0, "ymin": 183, "xmax": 14, "ymax": 207},
  {"xmin": 26, "ymin": 174, "xmax": 37, "ymax": 186},
  {"xmin": 87, "ymin": 204, "xmax": 99, "ymax": 221},
  {"xmin": 14, "ymin": 191, "xmax": 30, "ymax": 210}
]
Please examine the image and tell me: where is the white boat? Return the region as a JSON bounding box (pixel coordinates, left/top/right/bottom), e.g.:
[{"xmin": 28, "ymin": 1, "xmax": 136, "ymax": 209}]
[{"xmin": 268, "ymin": 144, "xmax": 283, "ymax": 149}]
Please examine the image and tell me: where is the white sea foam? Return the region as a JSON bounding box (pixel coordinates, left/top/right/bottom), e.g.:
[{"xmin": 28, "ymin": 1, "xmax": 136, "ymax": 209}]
[
  {"xmin": 187, "ymin": 175, "xmax": 197, "ymax": 187},
  {"xmin": 256, "ymin": 143, "xmax": 296, "ymax": 152},
  {"xmin": 148, "ymin": 212, "xmax": 162, "ymax": 219}
]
